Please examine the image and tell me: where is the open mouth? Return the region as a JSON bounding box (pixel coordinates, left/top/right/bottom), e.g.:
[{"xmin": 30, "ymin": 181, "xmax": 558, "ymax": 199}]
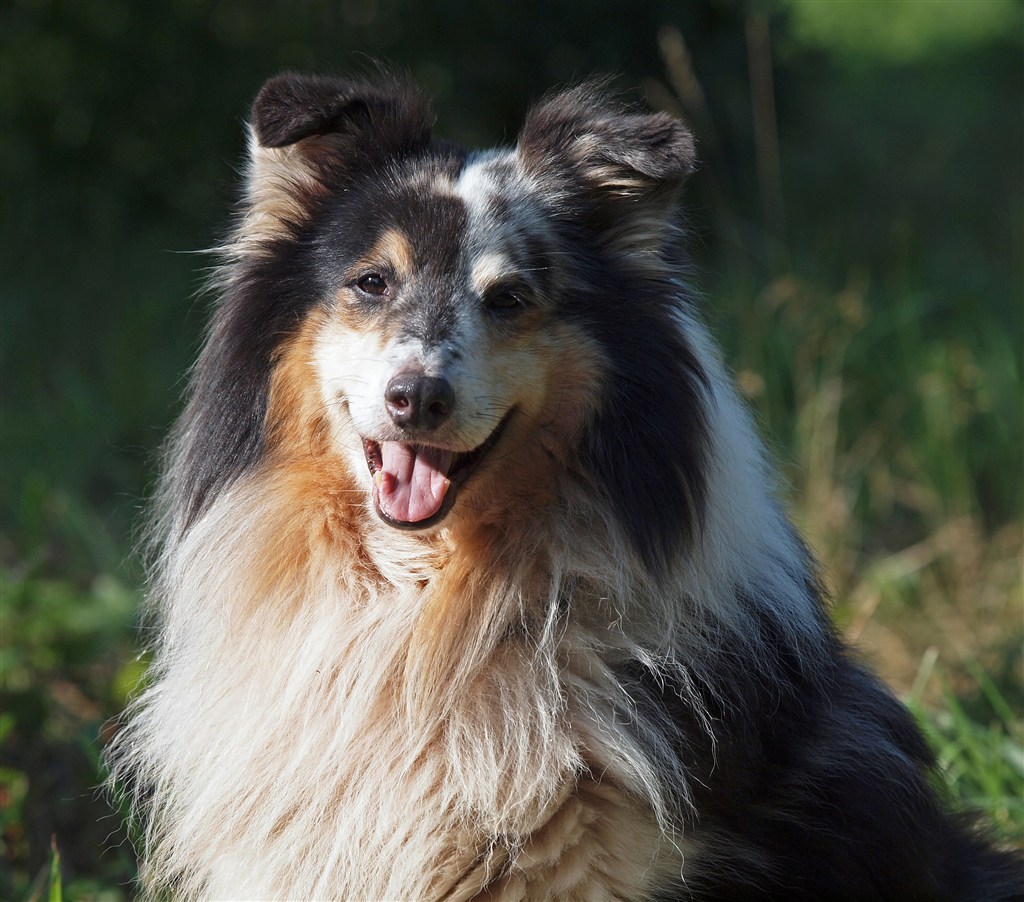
[{"xmin": 363, "ymin": 410, "xmax": 514, "ymax": 530}]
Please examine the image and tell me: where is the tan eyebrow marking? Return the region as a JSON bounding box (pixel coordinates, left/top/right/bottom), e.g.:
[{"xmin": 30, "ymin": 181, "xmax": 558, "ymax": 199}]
[
  {"xmin": 470, "ymin": 251, "xmax": 517, "ymax": 294},
  {"xmin": 366, "ymin": 228, "xmax": 416, "ymax": 280}
]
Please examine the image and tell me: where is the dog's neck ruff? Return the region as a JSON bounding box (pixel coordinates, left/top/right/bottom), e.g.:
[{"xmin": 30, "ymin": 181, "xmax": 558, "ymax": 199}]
[{"xmin": 128, "ymin": 470, "xmax": 701, "ymax": 898}]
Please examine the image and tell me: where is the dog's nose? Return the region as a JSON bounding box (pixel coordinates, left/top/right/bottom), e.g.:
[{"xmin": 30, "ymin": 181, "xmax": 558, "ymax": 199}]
[{"xmin": 385, "ymin": 371, "xmax": 455, "ymax": 430}]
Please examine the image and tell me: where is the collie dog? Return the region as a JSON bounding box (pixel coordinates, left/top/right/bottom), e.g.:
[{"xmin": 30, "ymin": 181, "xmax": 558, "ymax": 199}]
[{"xmin": 113, "ymin": 73, "xmax": 1019, "ymax": 900}]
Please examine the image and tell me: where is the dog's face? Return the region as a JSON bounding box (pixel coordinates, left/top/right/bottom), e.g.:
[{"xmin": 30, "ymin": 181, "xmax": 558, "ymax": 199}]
[
  {"xmin": 181, "ymin": 74, "xmax": 708, "ymax": 563},
  {"xmin": 310, "ymin": 156, "xmax": 583, "ymax": 530}
]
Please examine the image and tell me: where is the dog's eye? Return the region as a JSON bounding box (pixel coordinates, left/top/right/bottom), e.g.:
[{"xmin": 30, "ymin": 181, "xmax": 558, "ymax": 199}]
[
  {"xmin": 484, "ymin": 285, "xmax": 526, "ymax": 312},
  {"xmin": 356, "ymin": 273, "xmax": 389, "ymax": 297}
]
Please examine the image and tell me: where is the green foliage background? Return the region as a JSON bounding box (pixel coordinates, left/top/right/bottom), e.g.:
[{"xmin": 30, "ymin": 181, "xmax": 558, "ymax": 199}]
[{"xmin": 1, "ymin": 0, "xmax": 1021, "ymax": 896}]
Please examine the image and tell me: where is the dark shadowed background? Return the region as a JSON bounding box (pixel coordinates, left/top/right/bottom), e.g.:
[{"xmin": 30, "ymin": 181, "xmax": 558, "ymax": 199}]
[{"xmin": 2, "ymin": 0, "xmax": 1021, "ymax": 896}]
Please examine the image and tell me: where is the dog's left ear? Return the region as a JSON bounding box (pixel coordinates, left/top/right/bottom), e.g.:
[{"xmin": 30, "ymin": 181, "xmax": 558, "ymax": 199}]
[
  {"xmin": 241, "ymin": 72, "xmax": 433, "ymax": 240},
  {"xmin": 517, "ymin": 84, "xmax": 696, "ymax": 247}
]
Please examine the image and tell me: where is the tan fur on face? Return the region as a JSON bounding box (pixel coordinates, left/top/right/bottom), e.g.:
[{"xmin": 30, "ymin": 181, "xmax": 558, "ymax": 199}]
[
  {"xmin": 265, "ymin": 309, "xmax": 334, "ymax": 458},
  {"xmin": 247, "ymin": 311, "xmax": 378, "ymax": 613},
  {"xmin": 368, "ymin": 227, "xmax": 417, "ymax": 281},
  {"xmin": 332, "ymin": 228, "xmax": 420, "ymax": 342}
]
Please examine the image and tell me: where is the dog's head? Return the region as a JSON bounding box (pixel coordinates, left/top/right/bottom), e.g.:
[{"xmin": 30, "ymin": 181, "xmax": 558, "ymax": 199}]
[{"xmin": 177, "ymin": 73, "xmax": 709, "ymax": 568}]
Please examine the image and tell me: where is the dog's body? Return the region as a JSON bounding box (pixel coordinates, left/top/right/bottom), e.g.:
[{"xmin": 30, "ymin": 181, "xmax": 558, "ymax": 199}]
[{"xmin": 113, "ymin": 74, "xmax": 1020, "ymax": 900}]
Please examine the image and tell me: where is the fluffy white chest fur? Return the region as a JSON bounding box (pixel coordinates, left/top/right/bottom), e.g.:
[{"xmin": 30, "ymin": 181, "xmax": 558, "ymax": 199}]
[{"xmin": 135, "ymin": 457, "xmax": 745, "ymax": 898}]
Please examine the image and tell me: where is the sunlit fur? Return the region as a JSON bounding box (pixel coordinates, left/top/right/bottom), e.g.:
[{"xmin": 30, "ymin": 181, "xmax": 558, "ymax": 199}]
[{"xmin": 111, "ymin": 73, "xmax": 1020, "ymax": 901}]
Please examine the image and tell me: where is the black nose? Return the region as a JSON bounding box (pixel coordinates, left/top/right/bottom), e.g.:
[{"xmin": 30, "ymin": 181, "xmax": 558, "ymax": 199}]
[{"xmin": 385, "ymin": 371, "xmax": 455, "ymax": 430}]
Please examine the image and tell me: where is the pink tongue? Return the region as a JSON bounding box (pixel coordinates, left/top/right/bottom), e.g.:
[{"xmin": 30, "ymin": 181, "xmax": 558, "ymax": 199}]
[{"xmin": 375, "ymin": 443, "xmax": 454, "ymax": 523}]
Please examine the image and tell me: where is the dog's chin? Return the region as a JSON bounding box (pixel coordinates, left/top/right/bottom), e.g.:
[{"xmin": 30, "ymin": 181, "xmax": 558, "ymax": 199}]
[{"xmin": 363, "ymin": 410, "xmax": 515, "ymax": 531}]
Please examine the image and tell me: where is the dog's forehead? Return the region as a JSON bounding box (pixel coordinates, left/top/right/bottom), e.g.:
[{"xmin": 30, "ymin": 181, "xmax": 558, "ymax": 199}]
[
  {"xmin": 377, "ymin": 151, "xmax": 543, "ymax": 286},
  {"xmin": 454, "ymin": 152, "xmax": 553, "ymax": 290},
  {"xmin": 373, "ymin": 161, "xmax": 468, "ymax": 274}
]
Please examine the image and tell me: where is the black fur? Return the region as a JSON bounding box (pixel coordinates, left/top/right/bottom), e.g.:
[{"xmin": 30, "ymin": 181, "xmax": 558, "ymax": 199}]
[
  {"xmin": 616, "ymin": 573, "xmax": 1023, "ymax": 902},
  {"xmin": 517, "ymin": 85, "xmax": 710, "ymax": 569},
  {"xmin": 252, "ymin": 71, "xmax": 433, "ymax": 165},
  {"xmin": 626, "ymin": 614, "xmax": 1022, "ymax": 900},
  {"xmin": 175, "ymin": 231, "xmax": 321, "ymax": 528},
  {"xmin": 574, "ymin": 266, "xmax": 711, "ymax": 571}
]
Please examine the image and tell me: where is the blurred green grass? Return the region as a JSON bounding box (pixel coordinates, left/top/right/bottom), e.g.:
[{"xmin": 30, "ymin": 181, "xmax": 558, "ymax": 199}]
[{"xmin": 2, "ymin": 0, "xmax": 1021, "ymax": 896}]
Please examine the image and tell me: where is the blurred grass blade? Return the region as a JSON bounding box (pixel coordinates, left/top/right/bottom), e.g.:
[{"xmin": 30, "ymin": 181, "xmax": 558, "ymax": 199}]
[
  {"xmin": 48, "ymin": 836, "xmax": 61, "ymax": 902},
  {"xmin": 961, "ymin": 654, "xmax": 1019, "ymax": 731}
]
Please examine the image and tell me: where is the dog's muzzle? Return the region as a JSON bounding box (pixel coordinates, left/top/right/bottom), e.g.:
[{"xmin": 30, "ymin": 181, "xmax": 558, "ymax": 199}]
[{"xmin": 363, "ymin": 406, "xmax": 514, "ymax": 530}]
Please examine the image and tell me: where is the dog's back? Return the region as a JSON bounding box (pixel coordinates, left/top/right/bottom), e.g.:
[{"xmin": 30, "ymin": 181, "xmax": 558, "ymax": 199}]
[{"xmin": 111, "ymin": 73, "xmax": 1021, "ymax": 900}]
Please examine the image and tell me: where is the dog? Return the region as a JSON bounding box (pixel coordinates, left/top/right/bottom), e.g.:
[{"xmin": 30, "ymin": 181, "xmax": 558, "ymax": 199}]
[{"xmin": 111, "ymin": 72, "xmax": 1021, "ymax": 900}]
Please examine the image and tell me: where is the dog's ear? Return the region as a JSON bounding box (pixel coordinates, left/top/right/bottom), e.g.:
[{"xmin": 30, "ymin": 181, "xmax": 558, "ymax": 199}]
[
  {"xmin": 251, "ymin": 71, "xmax": 432, "ymax": 151},
  {"xmin": 242, "ymin": 72, "xmax": 433, "ymax": 238},
  {"xmin": 517, "ymin": 84, "xmax": 696, "ymax": 248}
]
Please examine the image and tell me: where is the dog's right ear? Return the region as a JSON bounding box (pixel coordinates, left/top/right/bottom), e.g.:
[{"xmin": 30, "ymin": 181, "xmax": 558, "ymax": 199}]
[
  {"xmin": 242, "ymin": 72, "xmax": 433, "ymax": 239},
  {"xmin": 250, "ymin": 72, "xmax": 433, "ymax": 152}
]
